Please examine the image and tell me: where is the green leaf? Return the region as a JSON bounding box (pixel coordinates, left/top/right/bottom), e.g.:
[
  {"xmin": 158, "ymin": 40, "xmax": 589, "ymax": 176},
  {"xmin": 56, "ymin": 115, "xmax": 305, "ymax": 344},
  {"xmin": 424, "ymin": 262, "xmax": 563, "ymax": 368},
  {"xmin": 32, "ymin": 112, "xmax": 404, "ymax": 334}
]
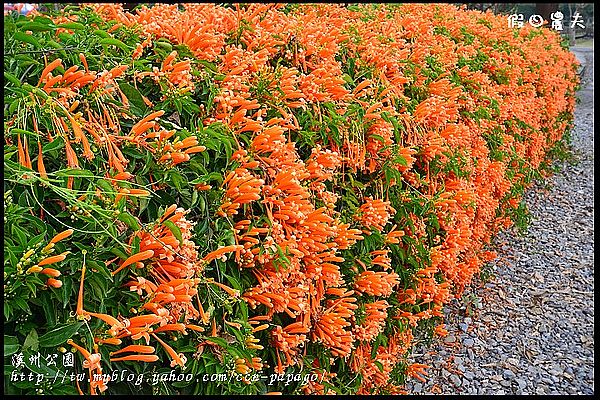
[
  {"xmin": 12, "ymin": 225, "xmax": 28, "ymax": 247},
  {"xmin": 57, "ymin": 31, "xmax": 74, "ymax": 43},
  {"xmin": 38, "ymin": 322, "xmax": 84, "ymax": 348},
  {"xmin": 91, "ymin": 27, "xmax": 109, "ymax": 37},
  {"xmin": 20, "ymin": 214, "xmax": 47, "ymax": 233},
  {"xmin": 222, "ymin": 273, "xmax": 242, "ymax": 291},
  {"xmin": 54, "ymin": 168, "xmax": 94, "ymax": 178},
  {"xmin": 100, "ymin": 37, "xmax": 130, "ymax": 52},
  {"xmin": 154, "ymin": 39, "xmax": 173, "ymax": 52},
  {"xmin": 8, "ymin": 98, "xmax": 22, "ymax": 114},
  {"xmin": 163, "ymin": 220, "xmax": 183, "ymax": 245},
  {"xmin": 14, "ymin": 297, "xmax": 31, "ymax": 313},
  {"xmin": 4, "ymin": 303, "xmax": 12, "ymax": 322},
  {"xmin": 18, "ymin": 22, "xmax": 55, "ymax": 32},
  {"xmin": 197, "ymin": 60, "xmax": 217, "ymax": 72},
  {"xmin": 190, "ymin": 172, "xmax": 223, "ymax": 184},
  {"xmin": 169, "ymin": 170, "xmax": 185, "ymax": 191},
  {"xmin": 62, "ymin": 277, "xmax": 73, "ymax": 309},
  {"xmin": 57, "ymin": 22, "xmax": 85, "ymax": 30},
  {"xmin": 119, "ymin": 82, "xmax": 147, "ymax": 116},
  {"xmin": 4, "ymin": 159, "xmax": 32, "ymax": 175},
  {"xmin": 43, "ymin": 136, "xmax": 65, "ymax": 153},
  {"xmin": 342, "ymin": 73, "xmax": 354, "ymax": 84},
  {"xmin": 96, "ymin": 178, "xmax": 116, "ymax": 194},
  {"xmin": 111, "ymin": 247, "xmax": 129, "ymax": 261},
  {"xmin": 25, "ymin": 279, "xmax": 37, "ymax": 297},
  {"xmin": 41, "ymin": 292, "xmax": 57, "ymax": 327},
  {"xmin": 13, "ymin": 31, "xmax": 41, "ymax": 47},
  {"xmin": 205, "ymin": 337, "xmax": 227, "ymax": 347},
  {"xmin": 23, "ymin": 329, "xmax": 39, "ymax": 352},
  {"xmin": 4, "ymin": 72, "xmax": 22, "ymax": 87},
  {"xmin": 118, "ymin": 212, "xmax": 141, "ymax": 231},
  {"xmin": 10, "ymin": 128, "xmax": 38, "ymax": 138},
  {"xmin": 45, "ymin": 39, "xmax": 68, "ymax": 57},
  {"xmin": 32, "ymin": 16, "xmax": 55, "ymax": 25},
  {"xmin": 370, "ymin": 134, "xmax": 386, "ymax": 144},
  {"xmin": 4, "ymin": 335, "xmax": 19, "ymax": 356}
]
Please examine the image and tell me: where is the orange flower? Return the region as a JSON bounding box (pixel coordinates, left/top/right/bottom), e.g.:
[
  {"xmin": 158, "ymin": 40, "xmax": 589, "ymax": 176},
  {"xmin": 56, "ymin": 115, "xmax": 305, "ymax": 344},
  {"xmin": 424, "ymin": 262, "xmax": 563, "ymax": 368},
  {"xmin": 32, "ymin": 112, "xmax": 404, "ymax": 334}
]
[
  {"xmin": 38, "ymin": 251, "xmax": 69, "ymax": 266},
  {"xmin": 152, "ymin": 323, "xmax": 187, "ymax": 334},
  {"xmin": 50, "ymin": 229, "xmax": 74, "ymax": 244},
  {"xmin": 40, "ymin": 268, "xmax": 61, "ymax": 277},
  {"xmin": 36, "ymin": 141, "xmax": 48, "ymax": 179},
  {"xmin": 37, "ymin": 58, "xmax": 63, "ymax": 86},
  {"xmin": 67, "ymin": 339, "xmax": 92, "ymax": 359},
  {"xmin": 17, "ymin": 134, "xmax": 32, "ymax": 171},
  {"xmin": 127, "ymin": 314, "xmax": 165, "ymax": 328},
  {"xmin": 110, "ymin": 354, "xmax": 159, "ymax": 362},
  {"xmin": 95, "ymin": 337, "xmax": 122, "ymax": 346},
  {"xmin": 46, "ymin": 278, "xmax": 63, "ymax": 288},
  {"xmin": 203, "ymin": 245, "xmax": 244, "ymax": 263},
  {"xmin": 77, "ymin": 266, "xmax": 86, "ymax": 316},
  {"xmin": 151, "ymin": 333, "xmax": 186, "ymax": 368},
  {"xmin": 186, "ymin": 324, "xmax": 205, "ymax": 332},
  {"xmin": 110, "ymin": 345, "xmax": 155, "ymax": 356},
  {"xmin": 112, "ymin": 250, "xmax": 155, "ymax": 275},
  {"xmin": 85, "ymin": 312, "xmax": 123, "ymax": 331},
  {"xmin": 406, "ymin": 363, "xmax": 429, "ymax": 383},
  {"xmin": 356, "ymin": 198, "xmax": 396, "ymax": 232}
]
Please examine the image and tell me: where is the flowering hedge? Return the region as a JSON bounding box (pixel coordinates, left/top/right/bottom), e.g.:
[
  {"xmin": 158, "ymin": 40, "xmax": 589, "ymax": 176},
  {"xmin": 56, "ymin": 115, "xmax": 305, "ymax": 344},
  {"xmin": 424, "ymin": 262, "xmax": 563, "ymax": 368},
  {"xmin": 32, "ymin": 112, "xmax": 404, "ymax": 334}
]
[{"xmin": 4, "ymin": 3, "xmax": 578, "ymax": 395}]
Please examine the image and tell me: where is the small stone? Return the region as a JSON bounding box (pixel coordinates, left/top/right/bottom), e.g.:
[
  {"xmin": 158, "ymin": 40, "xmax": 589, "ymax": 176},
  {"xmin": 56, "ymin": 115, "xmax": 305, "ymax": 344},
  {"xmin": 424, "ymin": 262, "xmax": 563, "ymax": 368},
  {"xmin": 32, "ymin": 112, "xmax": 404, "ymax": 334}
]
[
  {"xmin": 536, "ymin": 386, "xmax": 547, "ymax": 395},
  {"xmin": 549, "ymin": 366, "xmax": 564, "ymax": 376},
  {"xmin": 503, "ymin": 369, "xmax": 516, "ymax": 380},
  {"xmin": 563, "ymin": 373, "xmax": 574, "ymax": 381},
  {"xmin": 463, "ymin": 338, "xmax": 474, "ymax": 347},
  {"xmin": 444, "ymin": 335, "xmax": 456, "ymax": 343},
  {"xmin": 449, "ymin": 374, "xmax": 462, "ymax": 387},
  {"xmin": 507, "ymin": 357, "xmax": 519, "ymax": 366}
]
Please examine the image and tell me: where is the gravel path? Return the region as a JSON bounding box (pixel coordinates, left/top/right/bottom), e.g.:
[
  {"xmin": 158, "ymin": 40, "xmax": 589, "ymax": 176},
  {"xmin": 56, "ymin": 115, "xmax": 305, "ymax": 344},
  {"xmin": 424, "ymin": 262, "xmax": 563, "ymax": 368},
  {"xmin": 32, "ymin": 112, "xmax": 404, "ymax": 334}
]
[{"xmin": 406, "ymin": 45, "xmax": 594, "ymax": 395}]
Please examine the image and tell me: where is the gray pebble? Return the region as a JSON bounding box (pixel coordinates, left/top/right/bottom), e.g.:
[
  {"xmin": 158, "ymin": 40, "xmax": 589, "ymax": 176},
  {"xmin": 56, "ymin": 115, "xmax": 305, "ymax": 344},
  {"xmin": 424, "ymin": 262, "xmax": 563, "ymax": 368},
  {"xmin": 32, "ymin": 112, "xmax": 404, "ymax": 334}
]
[
  {"xmin": 503, "ymin": 369, "xmax": 516, "ymax": 380},
  {"xmin": 449, "ymin": 374, "xmax": 462, "ymax": 387}
]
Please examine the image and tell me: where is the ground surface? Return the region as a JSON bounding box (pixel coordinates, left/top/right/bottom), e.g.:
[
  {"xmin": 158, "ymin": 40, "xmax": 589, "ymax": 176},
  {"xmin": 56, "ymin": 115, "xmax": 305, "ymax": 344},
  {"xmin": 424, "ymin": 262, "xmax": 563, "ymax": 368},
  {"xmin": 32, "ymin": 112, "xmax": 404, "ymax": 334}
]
[{"xmin": 406, "ymin": 42, "xmax": 594, "ymax": 395}]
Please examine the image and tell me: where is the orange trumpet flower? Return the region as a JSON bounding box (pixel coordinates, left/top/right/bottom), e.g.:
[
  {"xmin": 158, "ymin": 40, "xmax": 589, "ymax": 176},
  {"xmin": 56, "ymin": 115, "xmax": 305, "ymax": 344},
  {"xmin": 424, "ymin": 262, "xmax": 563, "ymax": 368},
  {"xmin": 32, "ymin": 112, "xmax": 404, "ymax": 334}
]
[
  {"xmin": 151, "ymin": 333, "xmax": 186, "ymax": 368},
  {"xmin": 38, "ymin": 251, "xmax": 69, "ymax": 266},
  {"xmin": 46, "ymin": 278, "xmax": 63, "ymax": 288},
  {"xmin": 112, "ymin": 250, "xmax": 155, "ymax": 276},
  {"xmin": 110, "ymin": 345, "xmax": 156, "ymax": 356},
  {"xmin": 77, "ymin": 266, "xmax": 86, "ymax": 316},
  {"xmin": 40, "ymin": 268, "xmax": 61, "ymax": 277},
  {"xmin": 50, "ymin": 229, "xmax": 74, "ymax": 244},
  {"xmin": 110, "ymin": 354, "xmax": 159, "ymax": 362}
]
